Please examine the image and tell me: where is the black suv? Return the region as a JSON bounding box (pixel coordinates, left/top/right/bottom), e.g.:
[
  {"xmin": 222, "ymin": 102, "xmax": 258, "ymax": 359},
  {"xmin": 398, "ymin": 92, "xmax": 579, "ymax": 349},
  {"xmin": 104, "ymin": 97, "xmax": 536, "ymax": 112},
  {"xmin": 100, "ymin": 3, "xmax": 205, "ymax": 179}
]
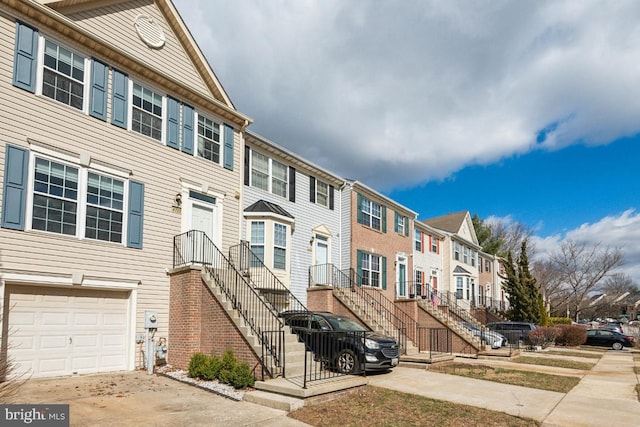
[
  {"xmin": 280, "ymin": 311, "xmax": 399, "ymax": 374},
  {"xmin": 486, "ymin": 321, "xmax": 537, "ymax": 343}
]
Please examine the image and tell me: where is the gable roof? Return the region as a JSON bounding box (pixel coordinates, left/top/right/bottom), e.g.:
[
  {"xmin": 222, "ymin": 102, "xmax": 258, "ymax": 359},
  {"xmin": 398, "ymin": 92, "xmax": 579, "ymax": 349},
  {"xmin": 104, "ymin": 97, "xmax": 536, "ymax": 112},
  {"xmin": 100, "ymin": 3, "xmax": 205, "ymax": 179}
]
[
  {"xmin": 422, "ymin": 211, "xmax": 469, "ymax": 234},
  {"xmin": 21, "ymin": 0, "xmax": 251, "ymax": 127}
]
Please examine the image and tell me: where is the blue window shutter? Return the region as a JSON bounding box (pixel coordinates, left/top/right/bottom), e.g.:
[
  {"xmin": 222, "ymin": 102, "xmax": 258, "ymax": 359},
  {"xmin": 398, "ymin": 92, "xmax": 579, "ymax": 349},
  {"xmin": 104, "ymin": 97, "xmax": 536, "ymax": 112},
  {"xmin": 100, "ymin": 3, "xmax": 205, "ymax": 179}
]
[
  {"xmin": 223, "ymin": 124, "xmax": 234, "ymax": 170},
  {"xmin": 288, "ymin": 167, "xmax": 296, "ymax": 202},
  {"xmin": 1, "ymin": 145, "xmax": 29, "ymax": 230},
  {"xmin": 127, "ymin": 180, "xmax": 144, "ymax": 249},
  {"xmin": 166, "ymin": 97, "xmax": 180, "ymax": 149},
  {"xmin": 357, "ymin": 193, "xmax": 363, "ymax": 224},
  {"xmin": 356, "ymin": 250, "xmax": 363, "ymax": 286},
  {"xmin": 381, "ymin": 206, "xmax": 387, "ymax": 233},
  {"xmin": 89, "ymin": 59, "xmax": 108, "ymax": 121},
  {"xmin": 111, "ymin": 69, "xmax": 128, "ymax": 129},
  {"xmin": 381, "ymin": 256, "xmax": 387, "ymax": 290},
  {"xmin": 13, "ymin": 21, "xmax": 38, "ymax": 93},
  {"xmin": 181, "ymin": 104, "xmax": 194, "ymax": 155}
]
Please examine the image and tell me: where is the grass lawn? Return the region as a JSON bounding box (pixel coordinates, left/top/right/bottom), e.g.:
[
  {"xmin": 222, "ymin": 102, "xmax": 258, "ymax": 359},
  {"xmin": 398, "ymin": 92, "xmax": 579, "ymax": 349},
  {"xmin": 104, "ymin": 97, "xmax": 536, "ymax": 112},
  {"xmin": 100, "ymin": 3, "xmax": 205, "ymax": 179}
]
[
  {"xmin": 542, "ymin": 350, "xmax": 602, "ymax": 359},
  {"xmin": 513, "ymin": 356, "xmax": 595, "ymax": 370},
  {"xmin": 429, "ymin": 363, "xmax": 580, "ymax": 393},
  {"xmin": 289, "ymin": 386, "xmax": 540, "ymax": 427}
]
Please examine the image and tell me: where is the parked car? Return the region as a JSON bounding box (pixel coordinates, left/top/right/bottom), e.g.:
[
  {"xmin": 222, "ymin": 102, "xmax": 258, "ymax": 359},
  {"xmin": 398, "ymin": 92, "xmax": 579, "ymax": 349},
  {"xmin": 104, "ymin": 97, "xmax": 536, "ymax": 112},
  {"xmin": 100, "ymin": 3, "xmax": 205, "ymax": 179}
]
[
  {"xmin": 279, "ymin": 311, "xmax": 399, "ymax": 374},
  {"xmin": 486, "ymin": 321, "xmax": 538, "ymax": 343},
  {"xmin": 600, "ymin": 324, "xmax": 624, "ymax": 334},
  {"xmin": 461, "ymin": 322, "xmax": 507, "ymax": 349},
  {"xmin": 585, "ymin": 329, "xmax": 635, "ymax": 350}
]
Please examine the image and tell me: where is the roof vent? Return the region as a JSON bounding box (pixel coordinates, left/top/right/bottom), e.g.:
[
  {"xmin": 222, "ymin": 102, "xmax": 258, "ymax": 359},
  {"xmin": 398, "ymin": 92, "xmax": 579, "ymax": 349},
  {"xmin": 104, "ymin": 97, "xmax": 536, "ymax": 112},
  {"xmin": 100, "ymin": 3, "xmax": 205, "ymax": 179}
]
[{"xmin": 134, "ymin": 14, "xmax": 165, "ymax": 49}]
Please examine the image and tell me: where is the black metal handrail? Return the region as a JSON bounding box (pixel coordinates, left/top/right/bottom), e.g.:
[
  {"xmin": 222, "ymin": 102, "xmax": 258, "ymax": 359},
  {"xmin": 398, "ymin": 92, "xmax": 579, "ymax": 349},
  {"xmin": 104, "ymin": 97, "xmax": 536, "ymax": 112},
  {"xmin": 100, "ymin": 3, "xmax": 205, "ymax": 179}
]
[
  {"xmin": 309, "ymin": 264, "xmax": 413, "ymax": 352},
  {"xmin": 173, "ymin": 231, "xmax": 285, "ymax": 378},
  {"xmin": 229, "ymin": 241, "xmax": 307, "ymax": 313},
  {"xmin": 416, "ymin": 327, "xmax": 452, "ymax": 358},
  {"xmin": 415, "ymin": 281, "xmax": 484, "ymax": 328}
]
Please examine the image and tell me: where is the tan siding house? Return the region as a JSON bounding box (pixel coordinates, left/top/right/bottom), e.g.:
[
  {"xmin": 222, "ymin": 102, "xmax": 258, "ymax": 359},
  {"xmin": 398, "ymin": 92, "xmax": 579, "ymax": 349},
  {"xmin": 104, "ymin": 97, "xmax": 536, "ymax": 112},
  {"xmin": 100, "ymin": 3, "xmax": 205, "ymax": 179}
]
[{"xmin": 0, "ymin": 0, "xmax": 250, "ymax": 378}]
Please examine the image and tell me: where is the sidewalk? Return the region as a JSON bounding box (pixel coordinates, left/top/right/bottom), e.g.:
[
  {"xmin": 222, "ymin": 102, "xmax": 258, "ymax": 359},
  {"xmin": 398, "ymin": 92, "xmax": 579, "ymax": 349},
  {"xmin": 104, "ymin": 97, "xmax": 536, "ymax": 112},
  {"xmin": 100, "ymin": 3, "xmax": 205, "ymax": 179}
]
[{"xmin": 368, "ymin": 350, "xmax": 640, "ymax": 426}]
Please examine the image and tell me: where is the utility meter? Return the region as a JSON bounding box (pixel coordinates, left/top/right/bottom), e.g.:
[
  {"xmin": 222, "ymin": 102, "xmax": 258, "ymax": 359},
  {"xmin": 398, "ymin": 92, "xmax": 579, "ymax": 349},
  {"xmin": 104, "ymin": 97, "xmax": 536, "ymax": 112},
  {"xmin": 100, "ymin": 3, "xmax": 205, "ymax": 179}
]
[{"xmin": 145, "ymin": 311, "xmax": 158, "ymax": 329}]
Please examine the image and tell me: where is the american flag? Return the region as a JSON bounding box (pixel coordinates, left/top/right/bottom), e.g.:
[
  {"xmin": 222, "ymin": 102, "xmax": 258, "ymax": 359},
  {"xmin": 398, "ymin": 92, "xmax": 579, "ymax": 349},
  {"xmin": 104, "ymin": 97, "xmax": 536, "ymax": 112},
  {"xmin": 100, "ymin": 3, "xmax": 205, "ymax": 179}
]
[{"xmin": 431, "ymin": 292, "xmax": 440, "ymax": 307}]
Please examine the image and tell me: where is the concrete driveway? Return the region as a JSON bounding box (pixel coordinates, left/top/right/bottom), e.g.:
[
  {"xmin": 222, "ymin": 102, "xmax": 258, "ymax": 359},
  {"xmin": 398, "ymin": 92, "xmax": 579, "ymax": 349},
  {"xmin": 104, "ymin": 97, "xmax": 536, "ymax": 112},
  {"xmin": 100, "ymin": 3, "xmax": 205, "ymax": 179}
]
[{"xmin": 4, "ymin": 371, "xmax": 310, "ymax": 427}]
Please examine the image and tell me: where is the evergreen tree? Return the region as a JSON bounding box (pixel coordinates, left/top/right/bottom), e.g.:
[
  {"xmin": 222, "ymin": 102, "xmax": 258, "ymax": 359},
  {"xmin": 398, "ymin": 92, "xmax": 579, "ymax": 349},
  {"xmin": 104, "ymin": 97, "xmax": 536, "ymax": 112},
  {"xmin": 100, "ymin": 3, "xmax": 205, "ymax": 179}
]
[{"xmin": 501, "ymin": 240, "xmax": 546, "ymax": 323}]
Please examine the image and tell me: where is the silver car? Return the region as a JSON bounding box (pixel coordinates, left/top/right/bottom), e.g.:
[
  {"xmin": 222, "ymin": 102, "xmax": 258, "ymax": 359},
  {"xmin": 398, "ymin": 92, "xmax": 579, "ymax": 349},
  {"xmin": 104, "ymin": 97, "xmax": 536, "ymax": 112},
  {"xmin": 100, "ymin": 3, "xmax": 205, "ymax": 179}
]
[{"xmin": 462, "ymin": 322, "xmax": 508, "ymax": 349}]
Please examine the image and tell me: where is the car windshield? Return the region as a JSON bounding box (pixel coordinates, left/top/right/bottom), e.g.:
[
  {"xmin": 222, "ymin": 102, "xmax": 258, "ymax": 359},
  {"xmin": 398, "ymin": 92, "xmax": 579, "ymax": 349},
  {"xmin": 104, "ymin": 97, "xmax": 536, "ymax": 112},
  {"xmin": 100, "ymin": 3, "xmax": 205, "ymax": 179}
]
[{"xmin": 326, "ymin": 316, "xmax": 368, "ymax": 331}]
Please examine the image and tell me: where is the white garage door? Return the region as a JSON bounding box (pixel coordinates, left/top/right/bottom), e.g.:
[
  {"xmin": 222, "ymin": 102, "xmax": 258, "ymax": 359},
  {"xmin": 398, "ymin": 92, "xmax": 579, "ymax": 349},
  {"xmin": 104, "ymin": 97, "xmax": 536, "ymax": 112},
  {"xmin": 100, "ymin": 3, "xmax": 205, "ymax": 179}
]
[{"xmin": 6, "ymin": 286, "xmax": 130, "ymax": 378}]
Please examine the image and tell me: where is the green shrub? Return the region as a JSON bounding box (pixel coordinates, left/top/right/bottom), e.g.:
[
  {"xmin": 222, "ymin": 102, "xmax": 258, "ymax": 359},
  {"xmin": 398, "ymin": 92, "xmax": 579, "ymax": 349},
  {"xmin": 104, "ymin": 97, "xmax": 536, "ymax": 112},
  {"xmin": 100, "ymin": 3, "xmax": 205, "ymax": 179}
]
[
  {"xmin": 201, "ymin": 355, "xmax": 221, "ymax": 381},
  {"xmin": 217, "ymin": 349, "xmax": 238, "ymax": 384},
  {"xmin": 528, "ymin": 326, "xmax": 560, "ymax": 348},
  {"xmin": 548, "ymin": 317, "xmax": 573, "ymax": 325},
  {"xmin": 188, "ymin": 352, "xmax": 210, "ymax": 379},
  {"xmin": 555, "ymin": 324, "xmax": 587, "ymax": 346},
  {"xmin": 230, "ymin": 362, "xmax": 255, "ymax": 389}
]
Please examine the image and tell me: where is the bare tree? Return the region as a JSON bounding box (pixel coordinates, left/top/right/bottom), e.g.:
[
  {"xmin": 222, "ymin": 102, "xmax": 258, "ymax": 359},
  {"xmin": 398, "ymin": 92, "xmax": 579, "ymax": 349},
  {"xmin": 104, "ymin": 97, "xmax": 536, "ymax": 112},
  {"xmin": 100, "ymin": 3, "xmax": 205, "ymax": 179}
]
[
  {"xmin": 532, "ymin": 259, "xmax": 571, "ymax": 315},
  {"xmin": 549, "ymin": 240, "xmax": 624, "ymax": 321}
]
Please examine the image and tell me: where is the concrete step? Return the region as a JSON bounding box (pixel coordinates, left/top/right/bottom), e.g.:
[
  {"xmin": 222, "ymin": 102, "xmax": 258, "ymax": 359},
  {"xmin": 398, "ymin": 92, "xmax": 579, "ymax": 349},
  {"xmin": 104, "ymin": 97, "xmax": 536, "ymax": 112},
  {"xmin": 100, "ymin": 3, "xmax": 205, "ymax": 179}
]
[{"xmin": 243, "ymin": 390, "xmax": 305, "ymax": 412}]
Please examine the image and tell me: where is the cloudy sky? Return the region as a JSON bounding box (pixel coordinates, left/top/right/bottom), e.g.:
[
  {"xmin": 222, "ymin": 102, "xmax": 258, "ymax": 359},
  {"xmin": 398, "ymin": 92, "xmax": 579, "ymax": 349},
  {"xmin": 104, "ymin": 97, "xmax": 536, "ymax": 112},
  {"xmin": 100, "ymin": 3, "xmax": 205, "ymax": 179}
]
[{"xmin": 174, "ymin": 0, "xmax": 640, "ymax": 281}]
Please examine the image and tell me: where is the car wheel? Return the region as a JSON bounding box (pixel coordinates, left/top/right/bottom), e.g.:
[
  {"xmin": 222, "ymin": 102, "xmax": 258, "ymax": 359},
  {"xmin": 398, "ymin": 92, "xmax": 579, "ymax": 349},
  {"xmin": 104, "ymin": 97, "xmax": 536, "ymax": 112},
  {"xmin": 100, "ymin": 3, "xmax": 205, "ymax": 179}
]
[
  {"xmin": 336, "ymin": 349, "xmax": 358, "ymax": 374},
  {"xmin": 612, "ymin": 342, "xmax": 623, "ymax": 351}
]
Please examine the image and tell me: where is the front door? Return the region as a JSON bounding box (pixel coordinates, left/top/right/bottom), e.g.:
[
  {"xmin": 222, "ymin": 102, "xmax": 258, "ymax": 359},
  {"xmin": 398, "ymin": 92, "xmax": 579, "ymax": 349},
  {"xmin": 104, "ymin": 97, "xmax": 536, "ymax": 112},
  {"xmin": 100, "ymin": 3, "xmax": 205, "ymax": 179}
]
[
  {"xmin": 313, "ymin": 235, "xmax": 329, "ymax": 284},
  {"xmin": 189, "ymin": 200, "xmax": 218, "ymax": 262},
  {"xmin": 396, "ymin": 256, "xmax": 407, "ymax": 298}
]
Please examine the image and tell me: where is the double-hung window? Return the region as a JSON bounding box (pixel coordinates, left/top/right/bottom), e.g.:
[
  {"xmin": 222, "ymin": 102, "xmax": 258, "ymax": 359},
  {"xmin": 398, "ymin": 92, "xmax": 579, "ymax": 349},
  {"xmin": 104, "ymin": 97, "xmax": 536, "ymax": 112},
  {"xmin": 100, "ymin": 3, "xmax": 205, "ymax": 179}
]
[
  {"xmin": 250, "ymin": 221, "xmax": 265, "ymax": 265},
  {"xmin": 361, "ymin": 253, "xmax": 381, "ymax": 287},
  {"xmin": 485, "ymin": 259, "xmax": 491, "ymax": 272},
  {"xmin": 85, "ymin": 173, "xmax": 124, "ymax": 242},
  {"xmin": 132, "ymin": 83, "xmax": 163, "ymax": 141},
  {"xmin": 273, "ymin": 223, "xmax": 287, "ymax": 269},
  {"xmin": 316, "ymin": 180, "xmax": 329, "ymax": 207},
  {"xmin": 197, "ymin": 115, "xmax": 221, "ymax": 163},
  {"xmin": 463, "ymin": 246, "xmax": 468, "ymax": 264},
  {"xmin": 32, "ymin": 158, "xmax": 78, "ymax": 235},
  {"xmin": 42, "ymin": 39, "xmax": 86, "ymax": 110},
  {"xmin": 431, "ymin": 237, "xmax": 438, "ymax": 253},
  {"xmin": 415, "ymin": 230, "xmax": 422, "ymax": 251},
  {"xmin": 454, "ymin": 241, "xmax": 460, "ymax": 260},
  {"xmin": 31, "ymin": 156, "xmax": 126, "ymax": 244},
  {"xmin": 271, "ymin": 160, "xmax": 288, "ymax": 198},
  {"xmin": 360, "ymin": 198, "xmax": 381, "ymax": 230},
  {"xmin": 251, "ymin": 151, "xmax": 269, "ymax": 192},
  {"xmin": 456, "ymin": 277, "xmax": 463, "ymax": 299}
]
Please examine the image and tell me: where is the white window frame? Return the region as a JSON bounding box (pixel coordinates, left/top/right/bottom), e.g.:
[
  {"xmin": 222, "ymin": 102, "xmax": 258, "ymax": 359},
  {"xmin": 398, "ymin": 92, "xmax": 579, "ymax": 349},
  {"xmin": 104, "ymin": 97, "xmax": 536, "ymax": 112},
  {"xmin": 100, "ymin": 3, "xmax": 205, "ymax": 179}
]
[
  {"xmin": 456, "ymin": 277, "xmax": 463, "ymax": 299},
  {"xmin": 454, "ymin": 241, "xmax": 460, "ymax": 261},
  {"xmin": 273, "ymin": 223, "xmax": 287, "ymax": 270},
  {"xmin": 463, "ymin": 246, "xmax": 469, "ymax": 264},
  {"xmin": 195, "ymin": 112, "xmax": 222, "ymax": 165},
  {"xmin": 361, "ymin": 252, "xmax": 381, "ymax": 288},
  {"xmin": 35, "ymin": 34, "xmax": 90, "ymax": 113},
  {"xmin": 431, "ymin": 237, "xmax": 438, "ymax": 253},
  {"xmin": 315, "ymin": 180, "xmax": 329, "ymax": 207},
  {"xmin": 248, "ymin": 149, "xmax": 289, "ymax": 199},
  {"xmin": 129, "ymin": 80, "xmax": 166, "ymax": 143},
  {"xmin": 250, "ymin": 221, "xmax": 265, "ymax": 264},
  {"xmin": 396, "ymin": 214, "xmax": 405, "ymax": 235},
  {"xmin": 361, "ymin": 198, "xmax": 381, "ymax": 230},
  {"xmin": 414, "ymin": 230, "xmax": 422, "ymax": 251},
  {"xmin": 25, "ymin": 145, "xmax": 130, "ymax": 246}
]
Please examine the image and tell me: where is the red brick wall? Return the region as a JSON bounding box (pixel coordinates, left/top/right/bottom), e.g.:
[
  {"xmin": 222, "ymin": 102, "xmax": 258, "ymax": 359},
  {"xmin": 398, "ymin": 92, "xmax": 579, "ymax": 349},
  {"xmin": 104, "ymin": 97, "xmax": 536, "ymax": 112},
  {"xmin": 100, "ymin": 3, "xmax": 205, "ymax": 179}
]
[
  {"xmin": 168, "ymin": 268, "xmax": 260, "ymax": 372},
  {"xmin": 417, "ymin": 305, "xmax": 477, "ymax": 355},
  {"xmin": 350, "ymin": 191, "xmax": 414, "ymax": 302}
]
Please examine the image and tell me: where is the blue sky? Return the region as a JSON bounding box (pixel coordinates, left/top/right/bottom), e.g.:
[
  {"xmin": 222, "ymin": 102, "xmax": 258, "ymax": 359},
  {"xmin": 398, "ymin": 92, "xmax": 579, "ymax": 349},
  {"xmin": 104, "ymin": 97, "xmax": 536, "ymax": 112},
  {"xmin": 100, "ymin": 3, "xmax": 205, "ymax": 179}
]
[
  {"xmin": 389, "ymin": 134, "xmax": 640, "ymax": 238},
  {"xmin": 176, "ymin": 0, "xmax": 640, "ymax": 281}
]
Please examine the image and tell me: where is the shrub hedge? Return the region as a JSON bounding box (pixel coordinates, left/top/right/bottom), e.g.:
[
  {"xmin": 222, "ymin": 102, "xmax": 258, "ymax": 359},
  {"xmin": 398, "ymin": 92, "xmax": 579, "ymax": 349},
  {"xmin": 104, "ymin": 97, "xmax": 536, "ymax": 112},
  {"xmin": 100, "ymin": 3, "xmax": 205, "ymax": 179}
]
[{"xmin": 187, "ymin": 349, "xmax": 255, "ymax": 389}]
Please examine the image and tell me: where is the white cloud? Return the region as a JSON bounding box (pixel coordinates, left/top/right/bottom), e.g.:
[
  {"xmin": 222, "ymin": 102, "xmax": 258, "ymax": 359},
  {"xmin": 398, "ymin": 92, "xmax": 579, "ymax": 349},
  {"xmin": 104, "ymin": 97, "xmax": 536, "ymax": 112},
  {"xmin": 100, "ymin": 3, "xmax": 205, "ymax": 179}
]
[
  {"xmin": 175, "ymin": 0, "xmax": 640, "ymax": 190},
  {"xmin": 531, "ymin": 209, "xmax": 640, "ymax": 281}
]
